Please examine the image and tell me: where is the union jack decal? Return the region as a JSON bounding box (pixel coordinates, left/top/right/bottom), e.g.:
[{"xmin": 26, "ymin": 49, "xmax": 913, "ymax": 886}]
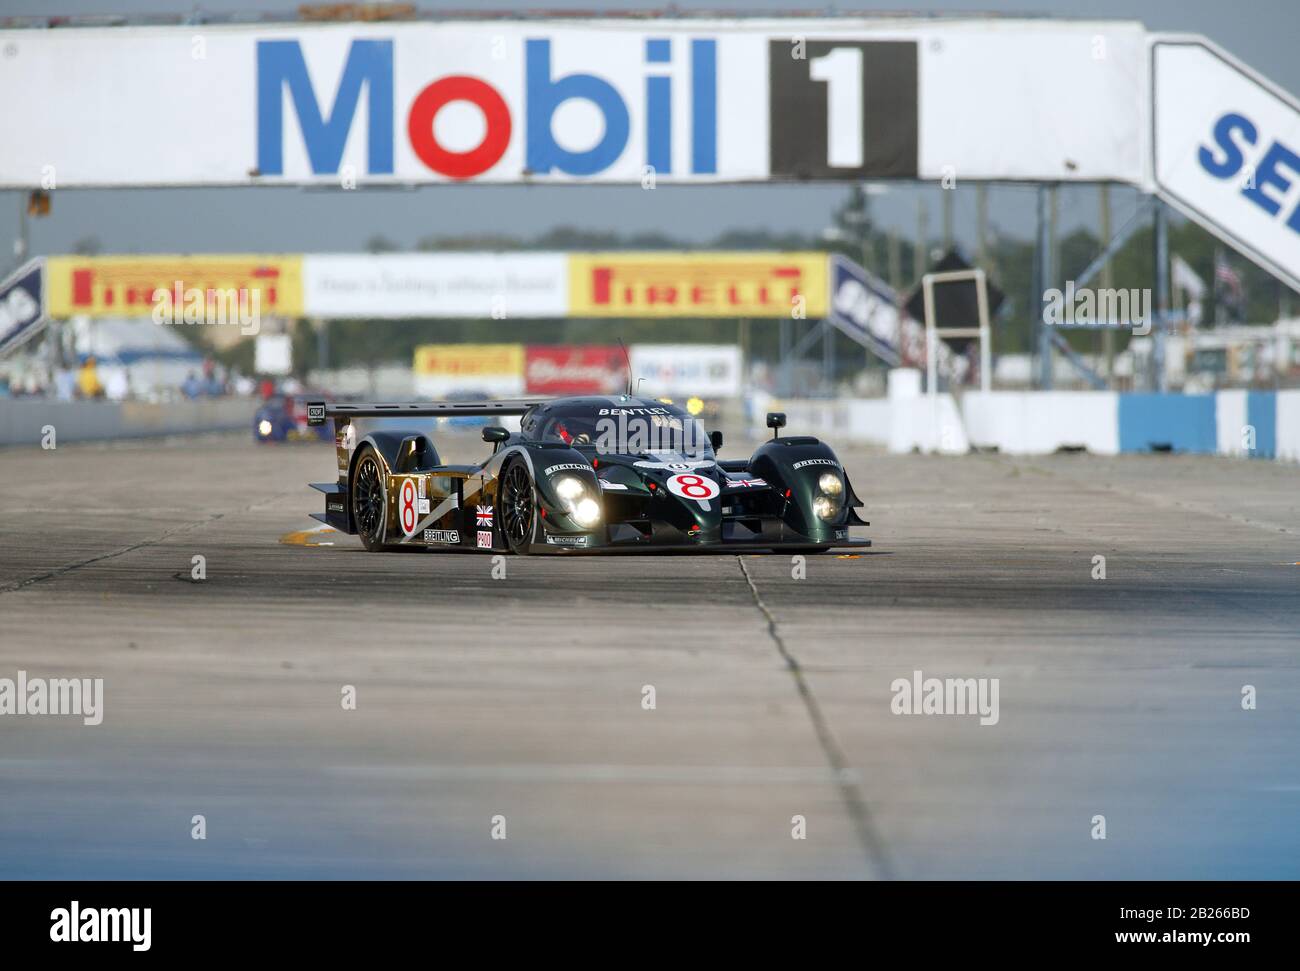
[{"xmin": 476, "ymin": 504, "xmax": 494, "ymax": 527}]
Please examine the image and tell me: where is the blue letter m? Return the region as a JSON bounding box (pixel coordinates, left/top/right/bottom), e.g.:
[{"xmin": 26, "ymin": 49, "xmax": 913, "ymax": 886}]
[{"xmin": 257, "ymin": 39, "xmax": 393, "ymax": 176}]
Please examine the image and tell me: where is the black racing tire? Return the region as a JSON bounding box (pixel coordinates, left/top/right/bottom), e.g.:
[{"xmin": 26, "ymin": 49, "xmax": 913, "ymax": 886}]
[
  {"xmin": 499, "ymin": 457, "xmax": 537, "ymax": 555},
  {"xmin": 351, "ymin": 444, "xmax": 391, "ymax": 552}
]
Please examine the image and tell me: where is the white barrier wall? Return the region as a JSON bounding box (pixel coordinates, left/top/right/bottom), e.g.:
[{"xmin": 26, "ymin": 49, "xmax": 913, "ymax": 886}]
[
  {"xmin": 885, "ymin": 367, "xmax": 968, "ymax": 454},
  {"xmin": 887, "ymin": 395, "xmax": 969, "ymax": 454},
  {"xmin": 755, "ymin": 388, "xmax": 1300, "ymax": 462},
  {"xmin": 1278, "ymin": 390, "xmax": 1300, "ymax": 463},
  {"xmin": 0, "ymin": 399, "xmax": 258, "ymax": 446},
  {"xmin": 846, "ymin": 400, "xmax": 892, "ymax": 446},
  {"xmin": 751, "ymin": 393, "xmax": 965, "ymax": 453},
  {"xmin": 962, "ymin": 391, "xmax": 1119, "ymax": 455},
  {"xmin": 761, "ymin": 398, "xmax": 891, "ymax": 446},
  {"xmin": 1215, "ymin": 390, "xmax": 1250, "ymax": 457}
]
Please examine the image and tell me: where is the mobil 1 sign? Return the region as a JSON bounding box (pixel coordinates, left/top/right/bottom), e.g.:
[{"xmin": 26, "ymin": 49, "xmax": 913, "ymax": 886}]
[
  {"xmin": 2, "ymin": 19, "xmax": 1146, "ymax": 188},
  {"xmin": 769, "ymin": 40, "xmax": 918, "ymax": 179},
  {"xmin": 1153, "ymin": 40, "xmax": 1300, "ymax": 291}
]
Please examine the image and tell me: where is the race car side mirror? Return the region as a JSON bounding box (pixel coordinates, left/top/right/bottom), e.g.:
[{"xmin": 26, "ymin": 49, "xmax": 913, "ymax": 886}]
[
  {"xmin": 709, "ymin": 430, "xmax": 723, "ymax": 452},
  {"xmin": 482, "ymin": 425, "xmax": 510, "ymax": 445},
  {"xmin": 766, "ymin": 412, "xmax": 786, "ymax": 439}
]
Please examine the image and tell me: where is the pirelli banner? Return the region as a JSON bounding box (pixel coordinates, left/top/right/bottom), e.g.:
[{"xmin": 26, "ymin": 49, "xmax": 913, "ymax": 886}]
[
  {"xmin": 413, "ymin": 343, "xmax": 525, "ymax": 397},
  {"xmin": 0, "ymin": 19, "xmax": 1147, "ymax": 187},
  {"xmin": 568, "ymin": 252, "xmax": 827, "ymax": 318},
  {"xmin": 45, "ymin": 255, "xmax": 305, "ymax": 318},
  {"xmin": 40, "ymin": 252, "xmax": 824, "ymax": 321}
]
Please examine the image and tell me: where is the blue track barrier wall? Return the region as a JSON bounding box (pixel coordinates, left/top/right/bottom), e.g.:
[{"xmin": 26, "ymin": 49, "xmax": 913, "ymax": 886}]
[
  {"xmin": 1246, "ymin": 392, "xmax": 1277, "ymax": 459},
  {"xmin": 1118, "ymin": 393, "xmax": 1217, "ymax": 454}
]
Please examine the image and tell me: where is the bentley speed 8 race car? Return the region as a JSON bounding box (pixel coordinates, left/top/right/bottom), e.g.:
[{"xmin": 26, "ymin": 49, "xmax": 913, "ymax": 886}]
[{"xmin": 304, "ymin": 395, "xmax": 870, "ymax": 554}]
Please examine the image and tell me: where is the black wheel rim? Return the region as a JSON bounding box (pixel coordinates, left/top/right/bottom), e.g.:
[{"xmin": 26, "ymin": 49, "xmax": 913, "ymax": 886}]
[
  {"xmin": 502, "ymin": 463, "xmax": 533, "ymax": 548},
  {"xmin": 354, "ymin": 455, "xmax": 383, "ymax": 542}
]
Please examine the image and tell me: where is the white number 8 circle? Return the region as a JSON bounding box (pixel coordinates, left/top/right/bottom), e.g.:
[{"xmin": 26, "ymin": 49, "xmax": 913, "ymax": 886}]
[
  {"xmin": 399, "ymin": 479, "xmax": 418, "ymax": 536},
  {"xmin": 666, "ymin": 473, "xmax": 720, "ymax": 504}
]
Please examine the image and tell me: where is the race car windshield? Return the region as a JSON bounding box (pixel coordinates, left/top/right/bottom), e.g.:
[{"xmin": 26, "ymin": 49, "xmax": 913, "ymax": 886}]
[{"xmin": 541, "ymin": 412, "xmax": 712, "ymax": 457}]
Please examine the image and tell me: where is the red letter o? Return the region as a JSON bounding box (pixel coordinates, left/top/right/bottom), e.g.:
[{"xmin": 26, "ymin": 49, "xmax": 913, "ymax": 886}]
[{"xmin": 407, "ymin": 76, "xmax": 511, "ymax": 180}]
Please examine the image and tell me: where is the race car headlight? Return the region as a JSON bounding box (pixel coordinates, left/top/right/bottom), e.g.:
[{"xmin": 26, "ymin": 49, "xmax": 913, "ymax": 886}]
[
  {"xmin": 553, "ymin": 476, "xmax": 600, "ymax": 526},
  {"xmin": 813, "ymin": 495, "xmax": 839, "ymax": 521},
  {"xmin": 555, "ymin": 476, "xmax": 586, "ymax": 501},
  {"xmin": 257, "ymin": 419, "xmax": 273, "ymax": 437},
  {"xmin": 818, "ymin": 472, "xmax": 843, "ymax": 496},
  {"xmin": 572, "ymin": 497, "xmax": 602, "ymax": 528}
]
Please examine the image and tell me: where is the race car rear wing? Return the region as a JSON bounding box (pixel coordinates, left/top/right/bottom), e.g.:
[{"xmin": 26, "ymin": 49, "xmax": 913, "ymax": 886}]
[{"xmin": 306, "ymin": 400, "xmax": 545, "ymax": 426}]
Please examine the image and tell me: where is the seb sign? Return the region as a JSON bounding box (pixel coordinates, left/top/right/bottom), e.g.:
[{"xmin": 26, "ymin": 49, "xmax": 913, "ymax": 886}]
[
  {"xmin": 257, "ymin": 34, "xmax": 720, "ymax": 181},
  {"xmin": 1153, "ymin": 40, "xmax": 1300, "ymax": 291}
]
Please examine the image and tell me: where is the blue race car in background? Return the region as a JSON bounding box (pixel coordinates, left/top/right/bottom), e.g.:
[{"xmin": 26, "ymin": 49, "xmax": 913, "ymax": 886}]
[
  {"xmin": 439, "ymin": 389, "xmax": 495, "ymax": 428},
  {"xmin": 254, "ymin": 394, "xmax": 333, "ymax": 443}
]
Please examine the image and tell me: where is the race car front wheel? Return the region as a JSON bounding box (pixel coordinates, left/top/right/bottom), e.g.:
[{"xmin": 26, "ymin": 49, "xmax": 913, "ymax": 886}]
[
  {"xmin": 352, "ymin": 445, "xmax": 389, "ymax": 552},
  {"xmin": 500, "ymin": 458, "xmax": 536, "ymax": 555}
]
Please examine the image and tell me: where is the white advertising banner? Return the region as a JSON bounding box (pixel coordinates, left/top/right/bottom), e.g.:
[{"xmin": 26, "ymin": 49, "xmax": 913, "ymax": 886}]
[
  {"xmin": 1153, "ymin": 39, "xmax": 1300, "ymax": 291},
  {"xmin": 917, "ymin": 21, "xmax": 1149, "ymax": 183},
  {"xmin": 304, "ymin": 253, "xmax": 568, "ymax": 317},
  {"xmin": 0, "ymin": 19, "xmax": 1147, "ymax": 187},
  {"xmin": 630, "ymin": 344, "xmax": 742, "ymax": 398}
]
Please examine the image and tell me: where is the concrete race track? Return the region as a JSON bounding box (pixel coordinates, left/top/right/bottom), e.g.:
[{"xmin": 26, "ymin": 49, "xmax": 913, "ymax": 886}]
[{"xmin": 1, "ymin": 432, "xmax": 1297, "ymax": 879}]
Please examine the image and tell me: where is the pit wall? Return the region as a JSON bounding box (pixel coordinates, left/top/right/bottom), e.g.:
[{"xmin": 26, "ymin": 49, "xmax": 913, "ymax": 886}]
[
  {"xmin": 0, "ymin": 399, "xmax": 260, "ymax": 446},
  {"xmin": 760, "ymin": 387, "xmax": 1300, "ymax": 462}
]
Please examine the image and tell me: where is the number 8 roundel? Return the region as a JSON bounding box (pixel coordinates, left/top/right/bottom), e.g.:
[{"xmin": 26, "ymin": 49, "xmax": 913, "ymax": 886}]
[
  {"xmin": 666, "ymin": 473, "xmax": 720, "ymax": 504},
  {"xmin": 399, "ymin": 478, "xmax": 419, "ymax": 536}
]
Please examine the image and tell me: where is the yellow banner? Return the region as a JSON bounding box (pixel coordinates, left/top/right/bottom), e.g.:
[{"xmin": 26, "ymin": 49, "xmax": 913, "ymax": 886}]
[
  {"xmin": 568, "ymin": 252, "xmax": 828, "ymax": 318},
  {"xmin": 413, "ymin": 343, "xmax": 524, "ymax": 377},
  {"xmin": 46, "ymin": 255, "xmax": 304, "ymax": 318}
]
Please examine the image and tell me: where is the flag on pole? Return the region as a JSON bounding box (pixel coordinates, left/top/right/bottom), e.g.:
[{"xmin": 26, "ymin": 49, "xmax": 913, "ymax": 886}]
[
  {"xmin": 1171, "ymin": 254, "xmax": 1206, "ymax": 327},
  {"xmin": 1214, "ymin": 250, "xmax": 1243, "ymax": 298},
  {"xmin": 1213, "ymin": 249, "xmax": 1244, "ymax": 323}
]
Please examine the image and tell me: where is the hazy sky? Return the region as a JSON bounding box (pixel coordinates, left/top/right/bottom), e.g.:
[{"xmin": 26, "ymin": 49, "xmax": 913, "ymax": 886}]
[{"xmin": 2, "ymin": 0, "xmax": 1297, "ymax": 262}]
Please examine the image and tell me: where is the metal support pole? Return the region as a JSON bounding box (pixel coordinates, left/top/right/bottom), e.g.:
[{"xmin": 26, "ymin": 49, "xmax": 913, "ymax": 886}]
[
  {"xmin": 977, "ymin": 274, "xmax": 991, "ymax": 393},
  {"xmin": 15, "ymin": 194, "xmax": 29, "ymax": 274},
  {"xmin": 822, "ymin": 320, "xmax": 833, "ymax": 390},
  {"xmin": 778, "ymin": 316, "xmax": 791, "ymax": 397},
  {"xmin": 739, "ymin": 317, "xmax": 750, "ymax": 386},
  {"xmin": 313, "ymin": 317, "xmax": 329, "ymax": 374},
  {"xmin": 1049, "ymin": 185, "xmax": 1060, "ymax": 291},
  {"xmin": 976, "ymin": 184, "xmax": 990, "ymax": 271},
  {"xmin": 1036, "ymin": 184, "xmax": 1053, "ymax": 390},
  {"xmin": 888, "ymin": 228, "xmax": 902, "ymax": 295},
  {"xmin": 914, "ymin": 196, "xmax": 928, "ymax": 286},
  {"xmin": 942, "ymin": 185, "xmax": 954, "ymax": 251},
  {"xmin": 1099, "ymin": 184, "xmax": 1114, "ymax": 382},
  {"xmin": 1153, "ymin": 197, "xmax": 1170, "ymax": 392}
]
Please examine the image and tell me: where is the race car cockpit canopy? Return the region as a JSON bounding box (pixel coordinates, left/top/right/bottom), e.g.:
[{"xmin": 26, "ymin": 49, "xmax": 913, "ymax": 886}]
[{"xmin": 520, "ymin": 396, "xmax": 713, "ymax": 458}]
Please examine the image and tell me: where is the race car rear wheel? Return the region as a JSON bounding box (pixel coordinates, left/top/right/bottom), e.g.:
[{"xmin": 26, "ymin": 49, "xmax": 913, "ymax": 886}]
[
  {"xmin": 352, "ymin": 445, "xmax": 389, "ymax": 552},
  {"xmin": 500, "ymin": 458, "xmax": 536, "ymax": 555}
]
